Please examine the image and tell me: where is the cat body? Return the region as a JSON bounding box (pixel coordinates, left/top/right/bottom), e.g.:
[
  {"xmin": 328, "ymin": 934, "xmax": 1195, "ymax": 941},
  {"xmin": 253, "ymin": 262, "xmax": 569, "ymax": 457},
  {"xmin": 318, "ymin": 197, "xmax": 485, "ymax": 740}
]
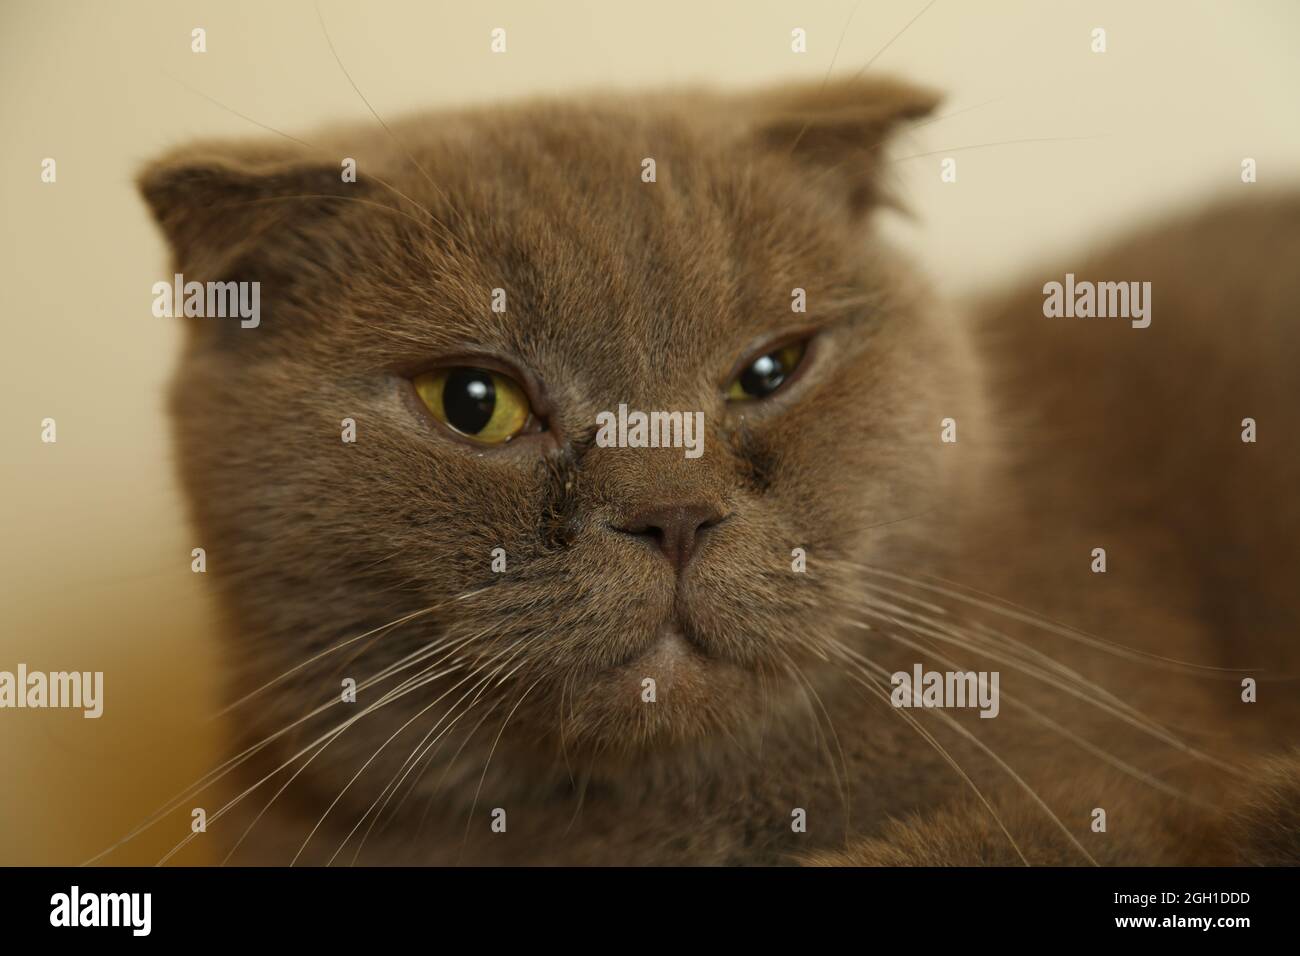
[{"xmin": 138, "ymin": 79, "xmax": 1300, "ymax": 865}]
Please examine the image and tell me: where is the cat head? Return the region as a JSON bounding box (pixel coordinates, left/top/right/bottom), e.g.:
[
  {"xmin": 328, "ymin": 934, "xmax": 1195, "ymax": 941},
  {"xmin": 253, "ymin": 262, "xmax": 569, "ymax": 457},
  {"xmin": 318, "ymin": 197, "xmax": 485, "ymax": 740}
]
[{"xmin": 140, "ymin": 76, "xmax": 963, "ymax": 773}]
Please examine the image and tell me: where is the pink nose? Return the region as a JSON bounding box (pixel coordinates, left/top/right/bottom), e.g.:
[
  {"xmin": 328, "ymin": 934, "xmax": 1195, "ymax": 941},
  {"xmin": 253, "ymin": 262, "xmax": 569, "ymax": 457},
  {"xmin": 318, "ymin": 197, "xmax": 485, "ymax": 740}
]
[{"xmin": 611, "ymin": 503, "xmax": 726, "ymax": 572}]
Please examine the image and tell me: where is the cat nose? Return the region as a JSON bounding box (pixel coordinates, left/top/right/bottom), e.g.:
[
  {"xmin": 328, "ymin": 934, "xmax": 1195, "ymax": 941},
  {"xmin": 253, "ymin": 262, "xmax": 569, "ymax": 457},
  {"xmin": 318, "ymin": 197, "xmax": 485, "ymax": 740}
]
[{"xmin": 612, "ymin": 503, "xmax": 726, "ymax": 572}]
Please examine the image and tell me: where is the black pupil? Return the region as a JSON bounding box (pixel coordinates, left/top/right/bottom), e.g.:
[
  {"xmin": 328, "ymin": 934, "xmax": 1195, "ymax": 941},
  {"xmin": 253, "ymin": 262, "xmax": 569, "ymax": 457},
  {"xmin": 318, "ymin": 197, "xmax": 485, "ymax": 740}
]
[
  {"xmin": 443, "ymin": 368, "xmax": 496, "ymax": 434},
  {"xmin": 739, "ymin": 352, "xmax": 787, "ymax": 397}
]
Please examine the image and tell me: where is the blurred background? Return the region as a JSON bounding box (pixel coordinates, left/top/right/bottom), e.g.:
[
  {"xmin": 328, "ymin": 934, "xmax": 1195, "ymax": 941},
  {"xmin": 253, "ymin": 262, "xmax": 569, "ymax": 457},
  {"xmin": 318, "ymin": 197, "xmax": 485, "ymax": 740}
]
[{"xmin": 2, "ymin": 0, "xmax": 1298, "ymax": 864}]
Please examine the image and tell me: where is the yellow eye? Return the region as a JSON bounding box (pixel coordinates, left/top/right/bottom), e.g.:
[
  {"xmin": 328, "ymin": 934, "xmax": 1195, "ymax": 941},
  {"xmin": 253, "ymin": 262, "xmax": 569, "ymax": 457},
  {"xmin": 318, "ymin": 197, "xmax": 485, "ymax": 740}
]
[
  {"xmin": 726, "ymin": 341, "xmax": 807, "ymax": 401},
  {"xmin": 412, "ymin": 366, "xmax": 533, "ymax": 444}
]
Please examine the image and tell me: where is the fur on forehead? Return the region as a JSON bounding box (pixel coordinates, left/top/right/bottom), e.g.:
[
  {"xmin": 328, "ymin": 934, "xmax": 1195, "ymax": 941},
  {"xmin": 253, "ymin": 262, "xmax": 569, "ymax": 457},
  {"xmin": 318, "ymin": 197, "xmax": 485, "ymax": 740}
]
[{"xmin": 137, "ymin": 75, "xmax": 940, "ymax": 293}]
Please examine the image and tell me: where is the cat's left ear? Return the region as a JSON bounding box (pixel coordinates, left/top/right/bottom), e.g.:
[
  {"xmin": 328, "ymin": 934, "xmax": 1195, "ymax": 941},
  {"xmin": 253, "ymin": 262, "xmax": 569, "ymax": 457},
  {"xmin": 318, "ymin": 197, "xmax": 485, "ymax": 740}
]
[
  {"xmin": 745, "ymin": 75, "xmax": 941, "ymax": 214},
  {"xmin": 137, "ymin": 140, "xmax": 371, "ymax": 282}
]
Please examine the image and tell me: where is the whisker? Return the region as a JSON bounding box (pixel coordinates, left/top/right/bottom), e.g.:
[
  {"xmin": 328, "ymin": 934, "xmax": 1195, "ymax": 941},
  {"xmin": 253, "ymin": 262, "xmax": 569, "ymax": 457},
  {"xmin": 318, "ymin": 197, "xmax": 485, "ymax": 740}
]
[
  {"xmin": 844, "ymin": 600, "xmax": 1242, "ymax": 776},
  {"xmin": 313, "ymin": 0, "xmax": 470, "ymax": 246},
  {"xmin": 387, "ymin": 690, "xmax": 512, "ymax": 856},
  {"xmin": 818, "ymin": 636, "xmax": 1029, "ymax": 865},
  {"xmin": 889, "ymin": 135, "xmax": 1105, "ymax": 163},
  {"xmin": 159, "ymin": 649, "xmax": 469, "ymax": 866},
  {"xmin": 218, "ymin": 658, "xmax": 468, "ymax": 866},
  {"xmin": 775, "ymin": 649, "xmax": 853, "ymax": 845},
  {"xmin": 160, "ymin": 69, "xmax": 313, "ymax": 148},
  {"xmin": 457, "ymin": 676, "xmax": 545, "ymax": 860},
  {"xmin": 849, "ymin": 0, "xmax": 941, "ymax": 81},
  {"xmin": 846, "ymin": 591, "xmax": 1209, "ymax": 744},
  {"xmin": 296, "ymin": 636, "xmax": 528, "ymax": 865},
  {"xmin": 336, "ymin": 643, "xmax": 535, "ymax": 864},
  {"xmin": 82, "ymin": 609, "xmax": 476, "ymax": 865},
  {"xmin": 877, "ymin": 624, "xmax": 1213, "ymax": 807},
  {"xmin": 783, "ymin": 0, "xmax": 866, "ymax": 156},
  {"xmin": 827, "ymin": 636, "xmax": 1096, "ymax": 865},
  {"xmin": 217, "ymin": 598, "xmax": 480, "ymax": 716},
  {"xmin": 215, "ymin": 624, "xmax": 498, "ymax": 864},
  {"xmin": 846, "ymin": 562, "xmax": 1259, "ymax": 674}
]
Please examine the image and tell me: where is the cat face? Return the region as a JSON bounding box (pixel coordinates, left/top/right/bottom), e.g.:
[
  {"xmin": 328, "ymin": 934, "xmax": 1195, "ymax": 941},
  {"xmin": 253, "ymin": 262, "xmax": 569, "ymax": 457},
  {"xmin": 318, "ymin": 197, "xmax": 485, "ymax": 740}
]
[{"xmin": 143, "ymin": 78, "xmax": 958, "ymax": 769}]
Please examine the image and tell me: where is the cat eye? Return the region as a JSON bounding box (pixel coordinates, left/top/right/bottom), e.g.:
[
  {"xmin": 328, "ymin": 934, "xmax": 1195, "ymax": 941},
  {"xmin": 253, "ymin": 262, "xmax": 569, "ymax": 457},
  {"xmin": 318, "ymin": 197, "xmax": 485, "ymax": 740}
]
[
  {"xmin": 412, "ymin": 366, "xmax": 534, "ymax": 444},
  {"xmin": 726, "ymin": 340, "xmax": 808, "ymax": 401}
]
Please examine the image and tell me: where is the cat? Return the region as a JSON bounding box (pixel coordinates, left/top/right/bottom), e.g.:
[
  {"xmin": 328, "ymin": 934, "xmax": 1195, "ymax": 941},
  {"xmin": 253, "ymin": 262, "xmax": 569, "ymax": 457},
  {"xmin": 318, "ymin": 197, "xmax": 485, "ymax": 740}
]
[{"xmin": 136, "ymin": 76, "xmax": 1300, "ymax": 865}]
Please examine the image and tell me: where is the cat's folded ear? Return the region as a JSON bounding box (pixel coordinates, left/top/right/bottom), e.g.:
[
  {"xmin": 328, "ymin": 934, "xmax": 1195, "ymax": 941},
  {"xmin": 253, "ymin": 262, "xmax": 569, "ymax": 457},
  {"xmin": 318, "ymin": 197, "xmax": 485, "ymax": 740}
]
[
  {"xmin": 745, "ymin": 75, "xmax": 941, "ymax": 214},
  {"xmin": 137, "ymin": 141, "xmax": 369, "ymax": 280}
]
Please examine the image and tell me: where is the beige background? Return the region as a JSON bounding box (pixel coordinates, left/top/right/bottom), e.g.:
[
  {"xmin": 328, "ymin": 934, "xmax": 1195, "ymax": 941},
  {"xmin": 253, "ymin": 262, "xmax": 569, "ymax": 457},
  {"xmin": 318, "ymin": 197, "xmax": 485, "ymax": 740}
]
[{"xmin": 2, "ymin": 0, "xmax": 1298, "ymax": 864}]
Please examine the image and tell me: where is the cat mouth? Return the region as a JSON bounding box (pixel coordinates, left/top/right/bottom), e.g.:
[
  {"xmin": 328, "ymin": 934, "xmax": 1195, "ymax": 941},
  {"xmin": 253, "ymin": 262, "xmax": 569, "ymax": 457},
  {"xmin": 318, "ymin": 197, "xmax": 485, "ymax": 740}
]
[
  {"xmin": 610, "ymin": 624, "xmax": 717, "ymax": 707},
  {"xmin": 635, "ymin": 626, "xmax": 705, "ymax": 669},
  {"xmin": 614, "ymin": 621, "xmax": 710, "ymax": 676}
]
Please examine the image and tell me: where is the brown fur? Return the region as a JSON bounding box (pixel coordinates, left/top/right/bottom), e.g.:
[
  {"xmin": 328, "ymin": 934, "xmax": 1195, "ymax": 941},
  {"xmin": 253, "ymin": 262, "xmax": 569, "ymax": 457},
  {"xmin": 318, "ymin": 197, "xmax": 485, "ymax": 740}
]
[{"xmin": 138, "ymin": 77, "xmax": 1300, "ymax": 865}]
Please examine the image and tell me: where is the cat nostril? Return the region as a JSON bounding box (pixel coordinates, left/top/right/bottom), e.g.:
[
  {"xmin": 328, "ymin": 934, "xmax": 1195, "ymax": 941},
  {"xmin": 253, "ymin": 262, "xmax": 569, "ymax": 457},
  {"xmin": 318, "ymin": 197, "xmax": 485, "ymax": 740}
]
[{"xmin": 611, "ymin": 503, "xmax": 726, "ymax": 572}]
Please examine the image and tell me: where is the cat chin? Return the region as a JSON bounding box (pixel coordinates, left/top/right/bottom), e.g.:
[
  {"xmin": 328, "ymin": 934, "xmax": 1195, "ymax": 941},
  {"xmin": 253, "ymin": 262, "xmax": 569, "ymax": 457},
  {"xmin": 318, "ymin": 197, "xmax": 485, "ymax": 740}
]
[
  {"xmin": 602, "ymin": 626, "xmax": 712, "ymax": 695},
  {"xmin": 558, "ymin": 626, "xmax": 760, "ymax": 747},
  {"xmin": 629, "ymin": 628, "xmax": 706, "ymax": 679}
]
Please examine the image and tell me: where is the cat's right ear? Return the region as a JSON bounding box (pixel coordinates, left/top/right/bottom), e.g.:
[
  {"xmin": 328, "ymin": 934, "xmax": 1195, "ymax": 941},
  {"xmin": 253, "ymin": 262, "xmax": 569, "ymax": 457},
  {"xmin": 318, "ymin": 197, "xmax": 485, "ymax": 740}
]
[
  {"xmin": 743, "ymin": 75, "xmax": 941, "ymax": 216},
  {"xmin": 137, "ymin": 142, "xmax": 370, "ymax": 281}
]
